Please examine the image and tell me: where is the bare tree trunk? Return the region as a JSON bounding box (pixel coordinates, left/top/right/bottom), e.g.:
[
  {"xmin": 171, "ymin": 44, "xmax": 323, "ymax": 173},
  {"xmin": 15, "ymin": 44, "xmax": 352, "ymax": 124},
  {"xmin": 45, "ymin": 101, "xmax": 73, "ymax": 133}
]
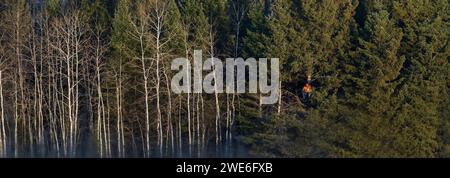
[
  {"xmin": 209, "ymin": 23, "xmax": 221, "ymax": 149},
  {"xmin": 226, "ymin": 95, "xmax": 230, "ymax": 155},
  {"xmin": 116, "ymin": 82, "xmax": 121, "ymax": 157},
  {"xmin": 163, "ymin": 70, "xmax": 173, "ymax": 156},
  {"xmin": 154, "ymin": 2, "xmax": 164, "ymax": 156},
  {"xmin": 116, "ymin": 62, "xmax": 125, "ymax": 157},
  {"xmin": 31, "ymin": 28, "xmax": 39, "ymax": 156},
  {"xmin": 0, "ymin": 71, "xmax": 6, "ymax": 157},
  {"xmin": 183, "ymin": 28, "xmax": 192, "ymax": 156},
  {"xmin": 95, "ymin": 35, "xmax": 105, "ymax": 157},
  {"xmin": 156, "ymin": 30, "xmax": 163, "ymax": 157},
  {"xmin": 14, "ymin": 77, "xmax": 18, "ymax": 157},
  {"xmin": 196, "ymin": 94, "xmax": 200, "ymax": 157},
  {"xmin": 278, "ymin": 81, "xmax": 282, "ymax": 116},
  {"xmin": 106, "ymin": 89, "xmax": 112, "ymax": 157},
  {"xmin": 132, "ymin": 3, "xmax": 152, "ymax": 157},
  {"xmin": 140, "ymin": 32, "xmax": 151, "ymax": 157},
  {"xmin": 38, "ymin": 28, "xmax": 45, "ymax": 156},
  {"xmin": 178, "ymin": 96, "xmax": 182, "ymax": 157},
  {"xmin": 230, "ymin": 1, "xmax": 246, "ymax": 154},
  {"xmin": 16, "ymin": 8, "xmax": 27, "ymax": 157},
  {"xmin": 201, "ymin": 95, "xmax": 205, "ymax": 150}
]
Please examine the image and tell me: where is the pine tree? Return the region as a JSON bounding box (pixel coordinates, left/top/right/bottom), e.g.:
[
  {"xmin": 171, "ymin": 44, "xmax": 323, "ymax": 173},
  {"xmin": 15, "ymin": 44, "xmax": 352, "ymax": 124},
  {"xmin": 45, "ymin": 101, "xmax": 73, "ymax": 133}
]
[
  {"xmin": 242, "ymin": 0, "xmax": 359, "ymax": 157},
  {"xmin": 337, "ymin": 1, "xmax": 407, "ymax": 157},
  {"xmin": 391, "ymin": 0, "xmax": 450, "ymax": 157}
]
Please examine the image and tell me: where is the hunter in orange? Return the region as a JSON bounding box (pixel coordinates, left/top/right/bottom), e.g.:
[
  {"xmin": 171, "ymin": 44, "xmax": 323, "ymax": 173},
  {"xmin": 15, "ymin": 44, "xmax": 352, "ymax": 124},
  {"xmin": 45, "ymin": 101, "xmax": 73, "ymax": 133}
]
[
  {"xmin": 302, "ymin": 81, "xmax": 313, "ymax": 100},
  {"xmin": 303, "ymin": 83, "xmax": 312, "ymax": 94}
]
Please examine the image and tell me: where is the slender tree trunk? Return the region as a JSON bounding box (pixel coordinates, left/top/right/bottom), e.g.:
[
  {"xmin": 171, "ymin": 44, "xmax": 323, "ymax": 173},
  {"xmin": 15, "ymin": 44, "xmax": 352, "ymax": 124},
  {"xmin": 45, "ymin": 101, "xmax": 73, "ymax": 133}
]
[
  {"xmin": 95, "ymin": 40, "xmax": 105, "ymax": 157},
  {"xmin": 16, "ymin": 8, "xmax": 27, "ymax": 157},
  {"xmin": 155, "ymin": 9, "xmax": 163, "ymax": 156},
  {"xmin": 184, "ymin": 35, "xmax": 192, "ymax": 156},
  {"xmin": 106, "ymin": 89, "xmax": 111, "ymax": 157},
  {"xmin": 0, "ymin": 71, "xmax": 6, "ymax": 157},
  {"xmin": 163, "ymin": 70, "xmax": 173, "ymax": 156},
  {"xmin": 209, "ymin": 24, "xmax": 221, "ymax": 149},
  {"xmin": 196, "ymin": 93, "xmax": 200, "ymax": 157},
  {"xmin": 116, "ymin": 64, "xmax": 124, "ymax": 157},
  {"xmin": 139, "ymin": 30, "xmax": 151, "ymax": 157},
  {"xmin": 14, "ymin": 77, "xmax": 18, "ymax": 157},
  {"xmin": 277, "ymin": 81, "xmax": 282, "ymax": 116},
  {"xmin": 178, "ymin": 96, "xmax": 182, "ymax": 157},
  {"xmin": 201, "ymin": 95, "xmax": 205, "ymax": 150}
]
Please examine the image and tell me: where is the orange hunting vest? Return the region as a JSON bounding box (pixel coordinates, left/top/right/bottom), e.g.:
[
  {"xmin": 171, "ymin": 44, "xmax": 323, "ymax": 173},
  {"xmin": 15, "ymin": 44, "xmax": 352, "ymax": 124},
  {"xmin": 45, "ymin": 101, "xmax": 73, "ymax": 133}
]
[{"xmin": 303, "ymin": 83, "xmax": 312, "ymax": 93}]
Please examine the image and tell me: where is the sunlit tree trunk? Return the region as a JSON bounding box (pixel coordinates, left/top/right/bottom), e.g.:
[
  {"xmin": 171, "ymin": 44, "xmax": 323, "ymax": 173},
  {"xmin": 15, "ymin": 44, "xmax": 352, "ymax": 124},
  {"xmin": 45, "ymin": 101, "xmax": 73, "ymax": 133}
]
[{"xmin": 0, "ymin": 71, "xmax": 6, "ymax": 157}]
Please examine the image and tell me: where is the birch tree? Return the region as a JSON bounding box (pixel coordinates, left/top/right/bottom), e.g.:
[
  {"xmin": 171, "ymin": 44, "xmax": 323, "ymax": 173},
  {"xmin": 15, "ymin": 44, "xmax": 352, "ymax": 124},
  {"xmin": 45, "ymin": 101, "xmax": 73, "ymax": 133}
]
[{"xmin": 0, "ymin": 32, "xmax": 6, "ymax": 157}]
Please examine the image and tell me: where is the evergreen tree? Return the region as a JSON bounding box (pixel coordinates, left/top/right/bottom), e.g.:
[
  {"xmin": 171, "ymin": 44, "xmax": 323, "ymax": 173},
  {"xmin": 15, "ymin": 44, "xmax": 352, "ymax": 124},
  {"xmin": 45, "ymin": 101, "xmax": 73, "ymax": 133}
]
[
  {"xmin": 238, "ymin": 0, "xmax": 270, "ymax": 136},
  {"xmin": 242, "ymin": 0, "xmax": 359, "ymax": 157},
  {"xmin": 337, "ymin": 1, "xmax": 407, "ymax": 157},
  {"xmin": 391, "ymin": 0, "xmax": 450, "ymax": 157}
]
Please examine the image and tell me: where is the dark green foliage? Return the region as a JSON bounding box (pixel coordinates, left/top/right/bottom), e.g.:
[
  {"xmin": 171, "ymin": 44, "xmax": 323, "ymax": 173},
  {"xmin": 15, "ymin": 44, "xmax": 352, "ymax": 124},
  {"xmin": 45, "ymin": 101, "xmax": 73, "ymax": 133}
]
[
  {"xmin": 0, "ymin": 0, "xmax": 447, "ymax": 157},
  {"xmin": 241, "ymin": 0, "xmax": 449, "ymax": 158}
]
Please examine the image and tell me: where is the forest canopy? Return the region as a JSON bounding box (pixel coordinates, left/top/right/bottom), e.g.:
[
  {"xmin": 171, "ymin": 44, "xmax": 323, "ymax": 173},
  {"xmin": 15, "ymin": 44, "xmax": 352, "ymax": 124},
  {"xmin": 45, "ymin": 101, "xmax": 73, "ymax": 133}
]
[{"xmin": 0, "ymin": 0, "xmax": 448, "ymax": 158}]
